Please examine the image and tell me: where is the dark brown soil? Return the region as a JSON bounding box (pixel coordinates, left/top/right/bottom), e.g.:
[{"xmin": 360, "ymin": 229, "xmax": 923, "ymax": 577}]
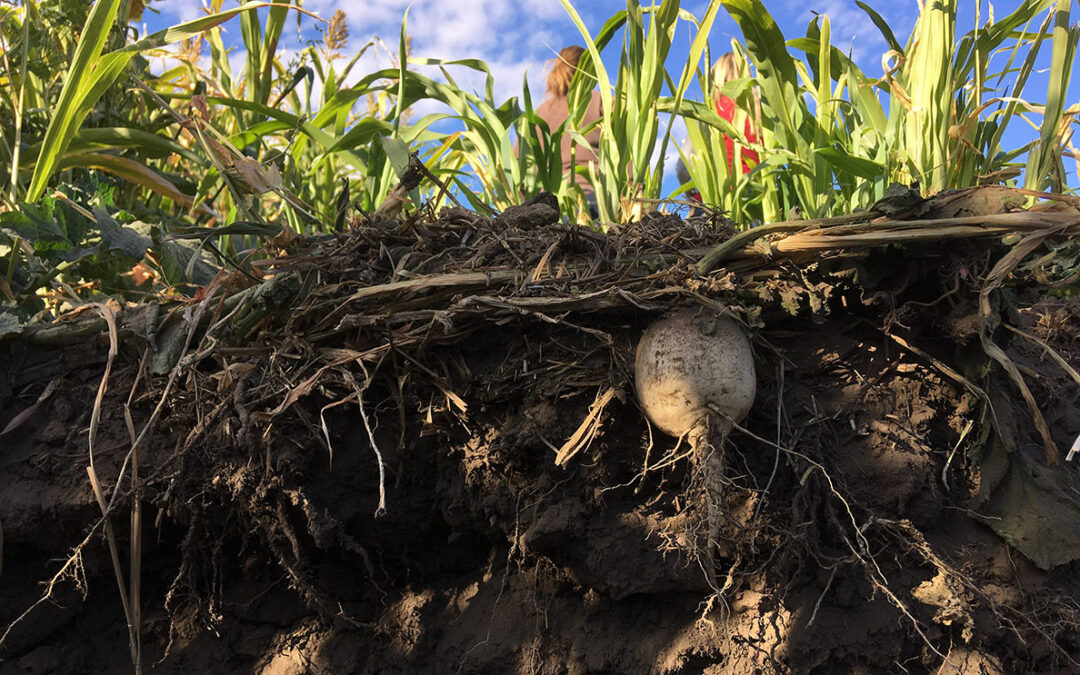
[{"xmin": 2, "ymin": 207, "xmax": 1080, "ymax": 674}]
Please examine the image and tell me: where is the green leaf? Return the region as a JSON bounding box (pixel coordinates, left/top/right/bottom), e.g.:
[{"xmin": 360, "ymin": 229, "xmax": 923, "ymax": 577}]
[
  {"xmin": 815, "ymin": 147, "xmax": 884, "ymax": 180},
  {"xmin": 855, "ymin": 1, "xmax": 903, "ymax": 54},
  {"xmin": 94, "ymin": 207, "xmax": 151, "ymax": 261},
  {"xmin": 69, "ymin": 128, "xmax": 207, "ymax": 165},
  {"xmin": 723, "ymin": 0, "xmax": 821, "ymax": 216},
  {"xmin": 381, "ymin": 137, "xmax": 413, "ymax": 180},
  {"xmin": 26, "ymin": 0, "xmax": 124, "ymax": 201},
  {"xmin": 1025, "ymin": 6, "xmax": 1077, "ymax": 190},
  {"xmin": 27, "ymin": 2, "xmax": 297, "ymax": 202},
  {"xmin": 58, "ymin": 153, "xmax": 202, "ymax": 209},
  {"xmin": 395, "ymin": 10, "xmax": 409, "ymax": 134},
  {"xmin": 202, "ymin": 95, "xmax": 368, "ymax": 170},
  {"xmin": 164, "ymin": 222, "xmax": 282, "ymax": 240},
  {"xmin": 258, "ymin": 0, "xmax": 292, "ymax": 104},
  {"xmin": 0, "ymin": 210, "xmax": 68, "ymax": 245}
]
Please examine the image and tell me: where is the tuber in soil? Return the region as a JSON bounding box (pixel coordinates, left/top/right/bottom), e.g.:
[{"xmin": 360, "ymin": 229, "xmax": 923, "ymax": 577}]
[{"xmin": 634, "ymin": 309, "xmax": 755, "ymax": 438}]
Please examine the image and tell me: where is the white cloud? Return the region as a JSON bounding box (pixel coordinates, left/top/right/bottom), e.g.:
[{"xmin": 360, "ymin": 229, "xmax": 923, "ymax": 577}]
[
  {"xmin": 167, "ymin": 0, "xmax": 206, "ymax": 24},
  {"xmin": 518, "ymin": 0, "xmax": 568, "ymax": 21},
  {"xmin": 664, "ymin": 115, "xmax": 690, "ymax": 175},
  {"xmin": 302, "ymin": 0, "xmax": 582, "ymax": 106}
]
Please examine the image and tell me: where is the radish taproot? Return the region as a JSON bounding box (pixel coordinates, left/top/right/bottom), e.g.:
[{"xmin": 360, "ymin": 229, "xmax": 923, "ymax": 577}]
[
  {"xmin": 634, "ymin": 309, "xmax": 755, "ymax": 438},
  {"xmin": 634, "ymin": 308, "xmax": 756, "ymax": 588}
]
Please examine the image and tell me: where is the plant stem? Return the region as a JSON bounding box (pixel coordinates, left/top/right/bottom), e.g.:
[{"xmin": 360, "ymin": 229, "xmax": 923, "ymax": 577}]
[{"xmin": 10, "ymin": 3, "xmax": 29, "ymax": 203}]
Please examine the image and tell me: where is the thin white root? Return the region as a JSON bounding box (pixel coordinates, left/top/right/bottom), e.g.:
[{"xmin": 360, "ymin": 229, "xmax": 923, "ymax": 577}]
[{"xmin": 355, "ymin": 362, "xmax": 387, "ymax": 518}]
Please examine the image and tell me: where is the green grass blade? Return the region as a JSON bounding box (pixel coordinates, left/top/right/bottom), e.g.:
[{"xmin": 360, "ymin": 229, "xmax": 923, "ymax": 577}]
[
  {"xmin": 259, "ymin": 0, "xmax": 291, "ymax": 103},
  {"xmin": 8, "ymin": 2, "xmax": 31, "ymax": 202},
  {"xmin": 815, "ymin": 147, "xmax": 883, "ymax": 179},
  {"xmin": 395, "ymin": 11, "xmax": 408, "ymax": 135},
  {"xmin": 58, "ymin": 153, "xmax": 200, "ymax": 208},
  {"xmin": 241, "ymin": 5, "xmax": 262, "ymax": 103},
  {"xmin": 26, "ymin": 0, "xmax": 123, "ymax": 201},
  {"xmin": 27, "ymin": 1, "xmax": 302, "ymax": 202},
  {"xmin": 1024, "ymin": 6, "xmax": 1077, "ymax": 190},
  {"xmin": 559, "ymin": 0, "xmax": 614, "ymax": 136},
  {"xmin": 69, "ymin": 128, "xmax": 207, "ymax": 165},
  {"xmin": 854, "ymin": 1, "xmax": 903, "ymax": 54}
]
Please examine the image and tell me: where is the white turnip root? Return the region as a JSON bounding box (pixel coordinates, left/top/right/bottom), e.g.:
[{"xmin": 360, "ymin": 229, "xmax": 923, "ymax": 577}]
[
  {"xmin": 634, "ymin": 309, "xmax": 755, "ymax": 439},
  {"xmin": 634, "ymin": 308, "xmax": 756, "ymax": 589}
]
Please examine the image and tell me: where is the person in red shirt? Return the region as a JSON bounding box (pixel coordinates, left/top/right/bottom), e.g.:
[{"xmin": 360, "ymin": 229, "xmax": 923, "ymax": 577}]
[
  {"xmin": 676, "ymin": 52, "xmax": 760, "ymax": 203},
  {"xmin": 711, "ymin": 52, "xmax": 759, "ymax": 175}
]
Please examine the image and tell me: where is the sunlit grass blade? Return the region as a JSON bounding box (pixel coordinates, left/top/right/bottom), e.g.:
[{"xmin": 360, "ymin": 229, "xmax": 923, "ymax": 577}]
[
  {"xmin": 1025, "ymin": 5, "xmax": 1078, "ymax": 191},
  {"xmin": 7, "ymin": 1, "xmax": 30, "ymax": 203},
  {"xmin": 25, "ymin": 0, "xmax": 123, "ymax": 201},
  {"xmin": 74, "ymin": 128, "xmax": 205, "ymax": 164},
  {"xmin": 26, "ymin": 1, "xmax": 313, "ymax": 202},
  {"xmin": 58, "ymin": 153, "xmax": 206, "ymax": 212}
]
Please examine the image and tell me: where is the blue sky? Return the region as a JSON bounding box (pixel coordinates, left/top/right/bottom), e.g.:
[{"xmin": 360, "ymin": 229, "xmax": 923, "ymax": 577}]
[
  {"xmin": 146, "ymin": 0, "xmax": 915, "ymax": 107},
  {"xmin": 143, "ymin": 0, "xmax": 1078, "ymax": 193}
]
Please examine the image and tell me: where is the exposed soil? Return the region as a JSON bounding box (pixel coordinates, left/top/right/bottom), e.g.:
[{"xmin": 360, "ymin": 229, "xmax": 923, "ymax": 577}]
[{"xmin": 2, "ymin": 201, "xmax": 1080, "ymax": 674}]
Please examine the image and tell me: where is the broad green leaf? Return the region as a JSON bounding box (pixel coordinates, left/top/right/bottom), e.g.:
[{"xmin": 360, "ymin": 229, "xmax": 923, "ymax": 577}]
[
  {"xmin": 855, "ymin": 1, "xmax": 903, "ymax": 54},
  {"xmin": 59, "ymin": 153, "xmax": 203, "ymax": 209},
  {"xmin": 69, "ymin": 128, "xmax": 206, "ymax": 165},
  {"xmin": 0, "ymin": 210, "xmax": 68, "ymax": 245},
  {"xmin": 381, "ymin": 137, "xmax": 414, "ymax": 179},
  {"xmin": 94, "ymin": 207, "xmax": 152, "ymax": 260}
]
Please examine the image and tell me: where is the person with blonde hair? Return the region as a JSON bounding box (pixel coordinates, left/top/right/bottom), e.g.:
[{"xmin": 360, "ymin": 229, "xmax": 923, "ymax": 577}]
[{"xmin": 532, "ymin": 46, "xmax": 604, "ymax": 211}]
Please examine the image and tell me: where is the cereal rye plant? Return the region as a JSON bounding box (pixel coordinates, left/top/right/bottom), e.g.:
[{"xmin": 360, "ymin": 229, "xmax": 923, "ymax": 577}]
[
  {"xmin": 561, "ymin": 0, "xmax": 682, "ymax": 223},
  {"xmin": 869, "ymin": 0, "xmax": 1076, "ymax": 193},
  {"xmin": 25, "ymin": 1, "xmax": 310, "ymax": 203},
  {"xmin": 720, "ymin": 0, "xmax": 1077, "ymax": 221}
]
